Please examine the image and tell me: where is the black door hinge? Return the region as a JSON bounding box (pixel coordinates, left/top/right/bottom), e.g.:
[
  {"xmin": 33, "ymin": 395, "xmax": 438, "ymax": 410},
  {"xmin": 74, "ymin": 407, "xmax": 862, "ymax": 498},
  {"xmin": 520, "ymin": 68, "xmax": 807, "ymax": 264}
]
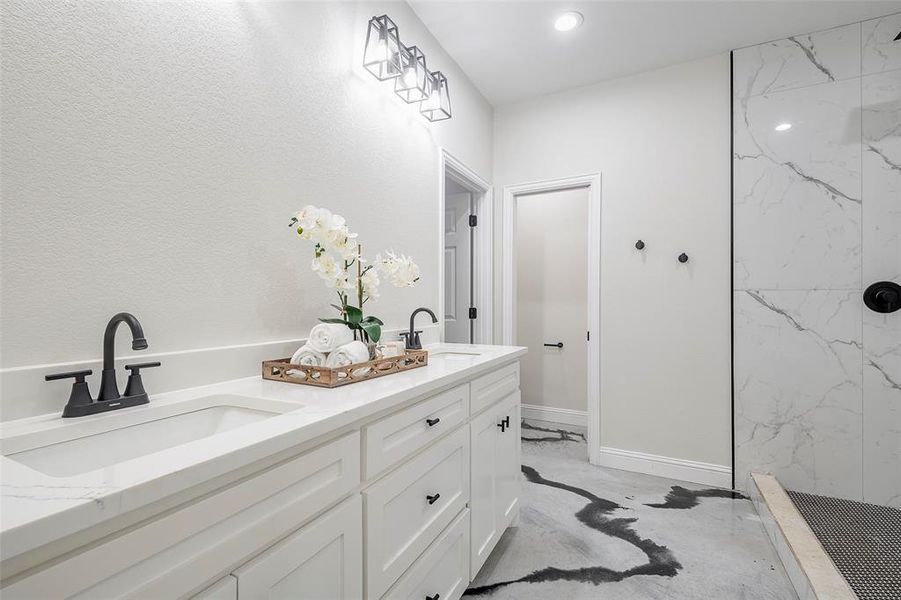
[
  {"xmin": 468, "ymin": 214, "xmax": 477, "ymax": 227},
  {"xmin": 469, "ymin": 307, "xmax": 477, "ymax": 319}
]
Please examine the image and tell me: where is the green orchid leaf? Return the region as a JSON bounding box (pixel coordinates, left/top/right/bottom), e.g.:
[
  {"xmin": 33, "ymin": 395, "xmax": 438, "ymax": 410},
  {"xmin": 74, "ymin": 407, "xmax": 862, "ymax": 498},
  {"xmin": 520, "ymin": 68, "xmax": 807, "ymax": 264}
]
[
  {"xmin": 361, "ymin": 315, "xmax": 384, "ymax": 326},
  {"xmin": 361, "ymin": 322, "xmax": 382, "ymax": 343},
  {"xmin": 344, "ymin": 305, "xmax": 363, "ymax": 326},
  {"xmin": 319, "ymin": 318, "xmax": 349, "ymax": 325}
]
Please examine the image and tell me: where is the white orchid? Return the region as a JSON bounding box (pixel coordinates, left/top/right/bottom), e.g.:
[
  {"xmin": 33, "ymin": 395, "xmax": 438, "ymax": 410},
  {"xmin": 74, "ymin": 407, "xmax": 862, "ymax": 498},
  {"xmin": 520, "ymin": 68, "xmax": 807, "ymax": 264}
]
[
  {"xmin": 360, "ymin": 267, "xmax": 380, "ymax": 300},
  {"xmin": 376, "ymin": 251, "xmax": 421, "ymax": 288},
  {"xmin": 290, "ymin": 206, "xmax": 419, "ymax": 343},
  {"xmin": 311, "ymin": 254, "xmax": 354, "ymax": 290}
]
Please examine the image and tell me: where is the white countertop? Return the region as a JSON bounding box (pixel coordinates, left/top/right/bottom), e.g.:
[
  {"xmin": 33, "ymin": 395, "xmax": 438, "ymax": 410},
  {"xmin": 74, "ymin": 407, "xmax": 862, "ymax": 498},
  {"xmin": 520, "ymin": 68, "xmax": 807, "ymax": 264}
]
[{"xmin": 0, "ymin": 343, "xmax": 525, "ymax": 562}]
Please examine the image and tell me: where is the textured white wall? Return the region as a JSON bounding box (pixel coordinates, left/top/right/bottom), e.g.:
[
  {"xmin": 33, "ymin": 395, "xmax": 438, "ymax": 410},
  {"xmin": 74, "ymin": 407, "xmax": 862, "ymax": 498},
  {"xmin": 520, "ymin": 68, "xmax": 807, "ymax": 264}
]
[
  {"xmin": 0, "ymin": 1, "xmax": 492, "ymax": 378},
  {"xmin": 494, "ymin": 55, "xmax": 732, "ymax": 467}
]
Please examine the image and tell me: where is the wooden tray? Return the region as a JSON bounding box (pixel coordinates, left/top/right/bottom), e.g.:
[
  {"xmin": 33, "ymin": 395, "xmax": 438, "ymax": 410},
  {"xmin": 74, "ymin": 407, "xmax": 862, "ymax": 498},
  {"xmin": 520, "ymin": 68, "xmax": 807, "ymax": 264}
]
[{"xmin": 262, "ymin": 350, "xmax": 428, "ymax": 388}]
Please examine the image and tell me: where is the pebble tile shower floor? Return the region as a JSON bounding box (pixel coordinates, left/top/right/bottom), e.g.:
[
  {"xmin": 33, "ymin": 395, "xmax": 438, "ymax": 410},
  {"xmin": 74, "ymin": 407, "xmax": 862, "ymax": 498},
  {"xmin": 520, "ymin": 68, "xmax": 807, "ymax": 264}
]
[
  {"xmin": 788, "ymin": 490, "xmax": 901, "ymax": 600},
  {"xmin": 464, "ymin": 420, "xmax": 797, "ymax": 599}
]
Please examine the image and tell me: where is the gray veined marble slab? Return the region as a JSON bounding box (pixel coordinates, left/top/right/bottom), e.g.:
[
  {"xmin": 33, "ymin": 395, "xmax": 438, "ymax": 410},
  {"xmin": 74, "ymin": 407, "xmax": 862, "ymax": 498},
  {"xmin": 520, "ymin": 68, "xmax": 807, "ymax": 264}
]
[
  {"xmin": 862, "ymin": 69, "xmax": 901, "ymax": 286},
  {"xmin": 734, "ymin": 290, "xmax": 863, "ymax": 500},
  {"xmin": 733, "ymin": 22, "xmax": 860, "ymax": 99},
  {"xmin": 862, "ymin": 12, "xmax": 901, "ymax": 76},
  {"xmin": 862, "ymin": 309, "xmax": 901, "ymax": 508},
  {"xmin": 734, "ymin": 78, "xmax": 862, "ymax": 290}
]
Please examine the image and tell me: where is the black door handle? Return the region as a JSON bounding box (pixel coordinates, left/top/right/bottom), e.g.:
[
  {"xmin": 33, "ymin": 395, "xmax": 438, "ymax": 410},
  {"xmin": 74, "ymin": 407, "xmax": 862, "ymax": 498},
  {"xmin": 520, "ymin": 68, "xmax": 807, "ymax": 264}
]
[
  {"xmin": 497, "ymin": 421, "xmax": 506, "ymax": 432},
  {"xmin": 503, "ymin": 416, "xmax": 510, "ymax": 428},
  {"xmin": 544, "ymin": 342, "xmax": 563, "ymax": 348},
  {"xmin": 426, "ymin": 417, "xmax": 440, "ymax": 427},
  {"xmin": 427, "ymin": 493, "xmax": 441, "ymax": 505}
]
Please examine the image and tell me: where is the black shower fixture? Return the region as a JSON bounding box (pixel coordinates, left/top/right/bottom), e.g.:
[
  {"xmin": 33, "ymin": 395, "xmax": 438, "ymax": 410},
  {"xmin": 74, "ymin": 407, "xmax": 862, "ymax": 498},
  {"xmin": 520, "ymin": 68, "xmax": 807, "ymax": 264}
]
[{"xmin": 864, "ymin": 281, "xmax": 901, "ymax": 314}]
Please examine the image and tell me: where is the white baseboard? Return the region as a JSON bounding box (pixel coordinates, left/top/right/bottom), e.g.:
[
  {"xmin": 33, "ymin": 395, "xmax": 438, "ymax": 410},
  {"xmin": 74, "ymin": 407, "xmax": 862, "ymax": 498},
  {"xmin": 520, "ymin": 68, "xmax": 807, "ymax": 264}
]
[
  {"xmin": 520, "ymin": 403, "xmax": 587, "ymax": 428},
  {"xmin": 595, "ymin": 446, "xmax": 732, "ymax": 489}
]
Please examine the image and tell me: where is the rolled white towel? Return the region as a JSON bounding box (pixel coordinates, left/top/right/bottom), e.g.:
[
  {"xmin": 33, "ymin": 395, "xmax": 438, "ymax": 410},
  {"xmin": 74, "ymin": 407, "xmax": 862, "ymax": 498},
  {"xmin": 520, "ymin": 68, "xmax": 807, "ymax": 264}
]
[
  {"xmin": 307, "ymin": 323, "xmax": 354, "ymax": 354},
  {"xmin": 290, "ymin": 344, "xmax": 326, "ymax": 367},
  {"xmin": 326, "ymin": 341, "xmax": 370, "ymax": 368}
]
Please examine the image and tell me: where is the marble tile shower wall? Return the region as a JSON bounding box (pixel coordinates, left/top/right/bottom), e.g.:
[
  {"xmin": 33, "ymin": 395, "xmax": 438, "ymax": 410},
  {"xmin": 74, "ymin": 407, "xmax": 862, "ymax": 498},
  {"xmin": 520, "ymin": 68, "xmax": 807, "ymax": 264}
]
[{"xmin": 733, "ymin": 13, "xmax": 901, "ymax": 507}]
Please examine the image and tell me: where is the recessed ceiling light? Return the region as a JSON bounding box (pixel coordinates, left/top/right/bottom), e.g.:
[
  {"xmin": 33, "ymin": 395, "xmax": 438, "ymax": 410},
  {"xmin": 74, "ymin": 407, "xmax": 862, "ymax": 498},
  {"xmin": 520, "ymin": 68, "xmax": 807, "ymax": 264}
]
[
  {"xmin": 554, "ymin": 11, "xmax": 583, "ymax": 32},
  {"xmin": 775, "ymin": 123, "xmax": 792, "ymax": 132}
]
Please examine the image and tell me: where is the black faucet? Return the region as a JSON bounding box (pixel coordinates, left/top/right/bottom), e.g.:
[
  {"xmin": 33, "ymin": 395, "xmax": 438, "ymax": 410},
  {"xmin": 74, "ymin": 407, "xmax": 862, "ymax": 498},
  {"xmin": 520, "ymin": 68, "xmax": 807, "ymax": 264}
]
[
  {"xmin": 45, "ymin": 312, "xmax": 160, "ymax": 418},
  {"xmin": 401, "ymin": 307, "xmax": 438, "ymax": 350}
]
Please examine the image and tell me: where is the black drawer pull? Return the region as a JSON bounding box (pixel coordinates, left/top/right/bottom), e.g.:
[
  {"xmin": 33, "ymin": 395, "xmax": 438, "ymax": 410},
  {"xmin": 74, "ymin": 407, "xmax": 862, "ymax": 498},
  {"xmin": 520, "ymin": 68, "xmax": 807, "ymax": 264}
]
[
  {"xmin": 426, "ymin": 417, "xmax": 440, "ymax": 427},
  {"xmin": 426, "ymin": 595, "xmax": 440, "ymax": 600},
  {"xmin": 426, "ymin": 493, "xmax": 441, "ymax": 505}
]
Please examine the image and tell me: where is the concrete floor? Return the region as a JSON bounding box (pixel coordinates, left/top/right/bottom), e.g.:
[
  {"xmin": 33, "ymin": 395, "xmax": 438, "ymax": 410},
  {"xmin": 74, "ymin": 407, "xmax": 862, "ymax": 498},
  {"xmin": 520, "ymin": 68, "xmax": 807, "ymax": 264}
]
[{"xmin": 464, "ymin": 420, "xmax": 798, "ymax": 599}]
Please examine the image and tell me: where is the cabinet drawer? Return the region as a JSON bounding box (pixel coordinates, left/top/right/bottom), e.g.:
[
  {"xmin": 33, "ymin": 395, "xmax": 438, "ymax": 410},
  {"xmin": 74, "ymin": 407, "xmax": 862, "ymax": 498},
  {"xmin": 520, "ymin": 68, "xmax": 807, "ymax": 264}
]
[
  {"xmin": 383, "ymin": 509, "xmax": 469, "ymax": 600},
  {"xmin": 233, "ymin": 496, "xmax": 362, "ymax": 600},
  {"xmin": 470, "ymin": 362, "xmax": 519, "ymax": 415},
  {"xmin": 364, "ymin": 427, "xmax": 469, "ymax": 600},
  {"xmin": 363, "ymin": 384, "xmax": 469, "ymax": 480},
  {"xmin": 6, "ymin": 432, "xmax": 360, "ymax": 599}
]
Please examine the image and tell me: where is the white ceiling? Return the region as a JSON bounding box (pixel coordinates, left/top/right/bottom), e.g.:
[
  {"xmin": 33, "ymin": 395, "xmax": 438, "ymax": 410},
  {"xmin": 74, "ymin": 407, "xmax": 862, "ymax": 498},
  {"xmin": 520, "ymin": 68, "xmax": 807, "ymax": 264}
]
[{"xmin": 409, "ymin": 1, "xmax": 901, "ymax": 105}]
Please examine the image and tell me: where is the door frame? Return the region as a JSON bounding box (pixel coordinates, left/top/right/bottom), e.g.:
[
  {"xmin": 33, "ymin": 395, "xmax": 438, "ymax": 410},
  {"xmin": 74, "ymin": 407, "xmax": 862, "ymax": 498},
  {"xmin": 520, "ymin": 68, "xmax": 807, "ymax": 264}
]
[
  {"xmin": 439, "ymin": 149, "xmax": 493, "ymax": 345},
  {"xmin": 501, "ymin": 174, "xmax": 602, "ymax": 464}
]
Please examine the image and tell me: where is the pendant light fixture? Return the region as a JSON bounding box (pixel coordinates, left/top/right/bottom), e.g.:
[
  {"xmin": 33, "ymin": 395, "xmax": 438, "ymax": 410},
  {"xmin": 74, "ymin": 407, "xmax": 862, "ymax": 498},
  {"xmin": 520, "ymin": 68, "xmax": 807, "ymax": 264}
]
[
  {"xmin": 363, "ymin": 15, "xmax": 402, "ymax": 80},
  {"xmin": 362, "ymin": 15, "xmax": 453, "ymax": 122},
  {"xmin": 421, "ymin": 71, "xmax": 451, "ymax": 121},
  {"xmin": 395, "ymin": 46, "xmax": 429, "ymax": 103}
]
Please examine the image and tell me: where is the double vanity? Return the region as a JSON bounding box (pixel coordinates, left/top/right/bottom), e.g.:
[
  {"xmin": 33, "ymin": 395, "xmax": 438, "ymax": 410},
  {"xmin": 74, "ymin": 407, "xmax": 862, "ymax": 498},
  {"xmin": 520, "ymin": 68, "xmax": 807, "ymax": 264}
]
[{"xmin": 0, "ymin": 344, "xmax": 525, "ymax": 599}]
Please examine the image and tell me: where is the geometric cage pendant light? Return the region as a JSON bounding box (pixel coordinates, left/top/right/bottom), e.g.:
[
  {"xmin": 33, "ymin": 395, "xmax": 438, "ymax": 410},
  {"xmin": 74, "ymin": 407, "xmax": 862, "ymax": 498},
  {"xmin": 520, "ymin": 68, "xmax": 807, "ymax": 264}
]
[
  {"xmin": 363, "ymin": 15, "xmax": 402, "ymax": 80},
  {"xmin": 421, "ymin": 71, "xmax": 451, "ymax": 121},
  {"xmin": 362, "ymin": 15, "xmax": 452, "ymax": 121},
  {"xmin": 395, "ymin": 46, "xmax": 429, "ymax": 103}
]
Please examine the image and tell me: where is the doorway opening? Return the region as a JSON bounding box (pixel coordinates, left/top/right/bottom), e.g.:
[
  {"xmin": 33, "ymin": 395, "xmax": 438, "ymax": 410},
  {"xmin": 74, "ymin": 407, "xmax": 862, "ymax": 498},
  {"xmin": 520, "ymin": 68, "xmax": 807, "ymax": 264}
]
[
  {"xmin": 501, "ymin": 174, "xmax": 601, "ymax": 463},
  {"xmin": 440, "ymin": 150, "xmax": 493, "ymax": 344}
]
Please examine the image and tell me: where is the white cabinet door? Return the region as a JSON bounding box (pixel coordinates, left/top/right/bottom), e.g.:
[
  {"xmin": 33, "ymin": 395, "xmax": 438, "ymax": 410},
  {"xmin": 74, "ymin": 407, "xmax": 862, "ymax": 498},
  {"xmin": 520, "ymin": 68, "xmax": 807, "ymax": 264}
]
[
  {"xmin": 469, "ymin": 404, "xmax": 500, "ymax": 577},
  {"xmin": 470, "ymin": 392, "xmax": 521, "ymax": 579},
  {"xmin": 234, "ymin": 496, "xmax": 362, "ymax": 600},
  {"xmin": 496, "ymin": 391, "xmax": 521, "ymax": 527}
]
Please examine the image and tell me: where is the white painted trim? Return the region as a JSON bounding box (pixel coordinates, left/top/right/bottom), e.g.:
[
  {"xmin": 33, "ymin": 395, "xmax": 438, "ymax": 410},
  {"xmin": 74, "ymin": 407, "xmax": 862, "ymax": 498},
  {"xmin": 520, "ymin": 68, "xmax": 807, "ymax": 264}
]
[
  {"xmin": 520, "ymin": 404, "xmax": 587, "ymax": 428},
  {"xmin": 439, "ymin": 150, "xmax": 494, "ymax": 345},
  {"xmin": 501, "ymin": 174, "xmax": 602, "ymax": 464},
  {"xmin": 597, "ymin": 446, "xmax": 732, "ymax": 488}
]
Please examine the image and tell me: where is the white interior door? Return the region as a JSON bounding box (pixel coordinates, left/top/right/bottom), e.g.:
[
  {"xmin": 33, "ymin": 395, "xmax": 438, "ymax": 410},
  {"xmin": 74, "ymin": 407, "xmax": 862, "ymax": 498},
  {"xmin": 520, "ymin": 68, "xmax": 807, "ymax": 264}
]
[
  {"xmin": 516, "ymin": 187, "xmax": 589, "ymax": 415},
  {"xmin": 445, "ymin": 191, "xmax": 472, "ymax": 343}
]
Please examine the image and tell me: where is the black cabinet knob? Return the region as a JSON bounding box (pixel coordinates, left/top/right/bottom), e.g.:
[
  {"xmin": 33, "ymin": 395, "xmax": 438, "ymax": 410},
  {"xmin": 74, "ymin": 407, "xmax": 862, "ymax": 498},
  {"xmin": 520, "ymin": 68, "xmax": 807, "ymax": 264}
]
[
  {"xmin": 635, "ymin": 240, "xmax": 645, "ymax": 250},
  {"xmin": 426, "ymin": 417, "xmax": 440, "ymax": 427},
  {"xmin": 678, "ymin": 253, "xmax": 689, "ymax": 263},
  {"xmin": 426, "ymin": 493, "xmax": 441, "ymax": 505}
]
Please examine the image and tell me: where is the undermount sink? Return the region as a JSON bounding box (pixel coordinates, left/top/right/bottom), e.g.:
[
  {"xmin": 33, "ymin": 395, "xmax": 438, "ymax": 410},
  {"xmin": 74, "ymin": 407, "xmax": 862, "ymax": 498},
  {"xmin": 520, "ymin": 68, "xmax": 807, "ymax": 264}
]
[{"xmin": 2, "ymin": 394, "xmax": 299, "ymax": 478}]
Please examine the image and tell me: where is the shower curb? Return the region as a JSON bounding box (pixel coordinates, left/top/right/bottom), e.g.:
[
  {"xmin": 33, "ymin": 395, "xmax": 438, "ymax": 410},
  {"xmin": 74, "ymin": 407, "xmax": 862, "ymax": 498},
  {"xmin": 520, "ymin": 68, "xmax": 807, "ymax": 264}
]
[{"xmin": 749, "ymin": 472, "xmax": 856, "ymax": 600}]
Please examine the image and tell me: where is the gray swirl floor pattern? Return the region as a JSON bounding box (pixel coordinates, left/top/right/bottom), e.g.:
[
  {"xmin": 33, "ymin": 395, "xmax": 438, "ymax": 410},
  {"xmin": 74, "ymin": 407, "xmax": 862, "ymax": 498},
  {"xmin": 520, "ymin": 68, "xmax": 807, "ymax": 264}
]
[{"xmin": 464, "ymin": 420, "xmax": 798, "ymax": 599}]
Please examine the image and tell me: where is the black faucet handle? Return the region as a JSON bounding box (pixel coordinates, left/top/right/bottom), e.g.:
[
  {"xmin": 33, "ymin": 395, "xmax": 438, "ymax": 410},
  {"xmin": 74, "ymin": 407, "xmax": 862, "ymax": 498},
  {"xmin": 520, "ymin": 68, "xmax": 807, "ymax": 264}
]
[
  {"xmin": 124, "ymin": 362, "xmax": 160, "ymax": 399},
  {"xmin": 46, "ymin": 370, "xmax": 94, "ymax": 412},
  {"xmin": 45, "ymin": 369, "xmax": 92, "ymax": 383},
  {"xmin": 124, "ymin": 361, "xmax": 161, "ymax": 373}
]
